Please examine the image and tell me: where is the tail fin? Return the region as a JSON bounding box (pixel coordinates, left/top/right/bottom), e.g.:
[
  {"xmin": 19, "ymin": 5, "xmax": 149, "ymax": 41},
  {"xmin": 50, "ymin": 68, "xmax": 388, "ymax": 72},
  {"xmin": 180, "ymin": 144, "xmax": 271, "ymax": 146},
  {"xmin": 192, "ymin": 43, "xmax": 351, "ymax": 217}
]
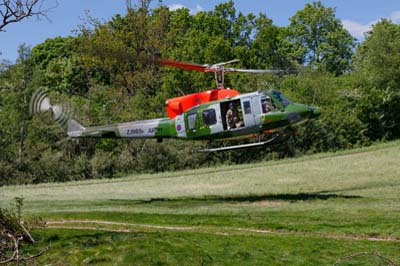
[
  {"xmin": 30, "ymin": 89, "xmax": 85, "ymax": 136},
  {"xmin": 67, "ymin": 119, "xmax": 85, "ymax": 137}
]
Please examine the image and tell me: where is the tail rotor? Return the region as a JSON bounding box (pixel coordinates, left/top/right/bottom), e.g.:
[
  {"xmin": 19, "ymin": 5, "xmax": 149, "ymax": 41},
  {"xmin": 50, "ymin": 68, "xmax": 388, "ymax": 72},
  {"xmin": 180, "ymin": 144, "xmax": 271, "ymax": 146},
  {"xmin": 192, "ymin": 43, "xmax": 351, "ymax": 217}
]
[{"xmin": 29, "ymin": 89, "xmax": 73, "ymax": 128}]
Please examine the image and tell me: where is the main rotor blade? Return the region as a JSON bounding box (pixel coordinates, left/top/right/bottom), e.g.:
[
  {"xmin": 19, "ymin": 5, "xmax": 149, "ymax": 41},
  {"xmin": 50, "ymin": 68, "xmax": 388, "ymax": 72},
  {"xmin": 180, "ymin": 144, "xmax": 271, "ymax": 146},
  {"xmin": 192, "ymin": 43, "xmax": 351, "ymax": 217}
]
[
  {"xmin": 152, "ymin": 57, "xmax": 208, "ymax": 72},
  {"xmin": 146, "ymin": 56, "xmax": 288, "ymax": 75},
  {"xmin": 227, "ymin": 68, "xmax": 285, "ymax": 74},
  {"xmin": 214, "ymin": 59, "xmax": 240, "ymax": 66}
]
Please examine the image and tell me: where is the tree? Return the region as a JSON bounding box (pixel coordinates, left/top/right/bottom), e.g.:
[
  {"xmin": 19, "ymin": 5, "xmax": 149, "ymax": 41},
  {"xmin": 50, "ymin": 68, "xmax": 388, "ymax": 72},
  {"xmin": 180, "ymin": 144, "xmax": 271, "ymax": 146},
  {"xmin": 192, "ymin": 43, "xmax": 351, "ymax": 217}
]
[
  {"xmin": 355, "ymin": 19, "xmax": 400, "ymax": 89},
  {"xmin": 16, "ymin": 44, "xmax": 32, "ymax": 164},
  {"xmin": 16, "ymin": 42, "xmax": 31, "ymax": 63},
  {"xmin": 0, "ymin": 0, "xmax": 57, "ymax": 32},
  {"xmin": 30, "ymin": 37, "xmax": 89, "ymax": 95},
  {"xmin": 354, "ymin": 19, "xmax": 400, "ymax": 140},
  {"xmin": 0, "ymin": 58, "xmax": 11, "ymax": 73},
  {"xmin": 78, "ymin": 5, "xmax": 169, "ymax": 96},
  {"xmin": 251, "ymin": 14, "xmax": 291, "ymax": 69},
  {"xmin": 287, "ymin": 1, "xmax": 355, "ymax": 75}
]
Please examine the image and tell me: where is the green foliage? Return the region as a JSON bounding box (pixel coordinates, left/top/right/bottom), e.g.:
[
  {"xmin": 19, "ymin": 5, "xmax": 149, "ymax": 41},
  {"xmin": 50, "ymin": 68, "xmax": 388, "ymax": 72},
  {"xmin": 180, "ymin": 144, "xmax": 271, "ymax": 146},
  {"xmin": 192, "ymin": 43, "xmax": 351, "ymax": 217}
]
[
  {"xmin": 356, "ymin": 87, "xmax": 400, "ymax": 140},
  {"xmin": 0, "ymin": 208, "xmax": 22, "ymax": 236},
  {"xmin": 251, "ymin": 14, "xmax": 291, "ymax": 69},
  {"xmin": 0, "ymin": 197, "xmax": 37, "ymax": 237},
  {"xmin": 354, "ymin": 20, "xmax": 400, "ymax": 140},
  {"xmin": 91, "ymin": 150, "xmax": 117, "ymax": 179},
  {"xmin": 16, "ymin": 43, "xmax": 32, "ymax": 64},
  {"xmin": 287, "ymin": 1, "xmax": 355, "ymax": 75},
  {"xmin": 280, "ymin": 70, "xmax": 369, "ymax": 152},
  {"xmin": 355, "ymin": 19, "xmax": 400, "ymax": 89},
  {"xmin": 30, "ymin": 37, "xmax": 89, "ymax": 95},
  {"xmin": 0, "ymin": 198, "xmax": 45, "ymax": 265}
]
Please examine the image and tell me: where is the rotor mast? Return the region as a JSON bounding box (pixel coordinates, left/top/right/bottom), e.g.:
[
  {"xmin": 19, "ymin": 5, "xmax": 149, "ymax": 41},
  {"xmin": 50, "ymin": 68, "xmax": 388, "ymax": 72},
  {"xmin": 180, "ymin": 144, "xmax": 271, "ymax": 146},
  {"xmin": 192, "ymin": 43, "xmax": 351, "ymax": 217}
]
[
  {"xmin": 207, "ymin": 59, "xmax": 240, "ymax": 89},
  {"xmin": 215, "ymin": 70, "xmax": 224, "ymax": 89}
]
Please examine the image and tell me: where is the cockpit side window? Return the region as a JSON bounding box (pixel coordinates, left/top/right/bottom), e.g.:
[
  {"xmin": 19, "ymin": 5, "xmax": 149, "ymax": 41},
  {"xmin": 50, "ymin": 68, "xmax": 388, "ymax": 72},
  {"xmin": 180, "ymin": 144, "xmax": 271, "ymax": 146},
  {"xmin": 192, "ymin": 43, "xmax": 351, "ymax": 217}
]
[{"xmin": 271, "ymin": 90, "xmax": 291, "ymax": 107}]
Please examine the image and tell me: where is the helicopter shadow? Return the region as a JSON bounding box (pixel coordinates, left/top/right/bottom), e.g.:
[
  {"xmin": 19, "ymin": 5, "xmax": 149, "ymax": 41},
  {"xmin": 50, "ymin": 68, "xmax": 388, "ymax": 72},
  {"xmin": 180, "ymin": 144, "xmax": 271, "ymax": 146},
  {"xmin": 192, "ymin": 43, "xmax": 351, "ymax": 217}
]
[{"xmin": 129, "ymin": 192, "xmax": 361, "ymax": 205}]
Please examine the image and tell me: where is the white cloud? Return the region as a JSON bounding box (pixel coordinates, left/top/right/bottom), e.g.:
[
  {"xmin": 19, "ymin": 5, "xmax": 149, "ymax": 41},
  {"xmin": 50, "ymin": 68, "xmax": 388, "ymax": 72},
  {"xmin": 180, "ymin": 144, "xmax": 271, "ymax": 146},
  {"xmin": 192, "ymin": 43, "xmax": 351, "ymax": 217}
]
[
  {"xmin": 168, "ymin": 3, "xmax": 204, "ymax": 14},
  {"xmin": 342, "ymin": 10, "xmax": 400, "ymax": 39},
  {"xmin": 390, "ymin": 11, "xmax": 400, "ymax": 22},
  {"xmin": 194, "ymin": 4, "xmax": 204, "ymax": 13},
  {"xmin": 342, "ymin": 19, "xmax": 374, "ymax": 39},
  {"xmin": 168, "ymin": 4, "xmax": 186, "ymax": 11}
]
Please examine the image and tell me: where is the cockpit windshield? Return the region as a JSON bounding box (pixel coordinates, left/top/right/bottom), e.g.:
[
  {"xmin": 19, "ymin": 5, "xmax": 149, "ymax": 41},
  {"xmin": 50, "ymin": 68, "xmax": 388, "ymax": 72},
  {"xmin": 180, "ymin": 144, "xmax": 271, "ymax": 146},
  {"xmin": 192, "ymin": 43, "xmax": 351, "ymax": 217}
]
[{"xmin": 271, "ymin": 90, "xmax": 291, "ymax": 107}]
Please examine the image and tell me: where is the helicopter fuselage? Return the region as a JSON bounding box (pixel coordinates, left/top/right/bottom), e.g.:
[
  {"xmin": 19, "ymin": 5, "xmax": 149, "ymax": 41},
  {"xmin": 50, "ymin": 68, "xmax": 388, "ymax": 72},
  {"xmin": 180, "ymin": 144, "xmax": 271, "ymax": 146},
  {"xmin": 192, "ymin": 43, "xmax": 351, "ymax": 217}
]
[{"xmin": 67, "ymin": 89, "xmax": 320, "ymax": 141}]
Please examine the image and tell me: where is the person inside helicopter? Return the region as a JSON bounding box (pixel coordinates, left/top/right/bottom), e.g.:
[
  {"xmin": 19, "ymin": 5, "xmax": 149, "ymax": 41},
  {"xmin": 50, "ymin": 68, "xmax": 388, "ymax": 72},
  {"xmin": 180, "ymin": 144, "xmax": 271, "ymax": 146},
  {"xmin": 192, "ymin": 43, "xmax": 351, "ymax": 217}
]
[
  {"xmin": 226, "ymin": 102, "xmax": 237, "ymax": 129},
  {"xmin": 261, "ymin": 96, "xmax": 276, "ymax": 114},
  {"xmin": 226, "ymin": 102, "xmax": 244, "ymax": 130}
]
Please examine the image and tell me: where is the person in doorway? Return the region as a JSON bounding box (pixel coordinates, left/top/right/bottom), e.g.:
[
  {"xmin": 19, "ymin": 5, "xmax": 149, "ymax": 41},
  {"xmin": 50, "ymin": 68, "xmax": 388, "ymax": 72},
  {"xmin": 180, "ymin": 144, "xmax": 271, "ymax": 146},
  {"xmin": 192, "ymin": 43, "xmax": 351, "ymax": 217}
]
[{"xmin": 226, "ymin": 102, "xmax": 238, "ymax": 130}]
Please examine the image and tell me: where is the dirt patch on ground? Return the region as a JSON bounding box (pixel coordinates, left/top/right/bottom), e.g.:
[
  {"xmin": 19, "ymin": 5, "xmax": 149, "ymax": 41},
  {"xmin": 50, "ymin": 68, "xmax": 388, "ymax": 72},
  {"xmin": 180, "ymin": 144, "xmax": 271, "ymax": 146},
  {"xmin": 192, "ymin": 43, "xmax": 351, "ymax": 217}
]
[
  {"xmin": 251, "ymin": 200, "xmax": 286, "ymax": 207},
  {"xmin": 227, "ymin": 200, "xmax": 287, "ymax": 207},
  {"xmin": 179, "ymin": 183, "xmax": 234, "ymax": 192}
]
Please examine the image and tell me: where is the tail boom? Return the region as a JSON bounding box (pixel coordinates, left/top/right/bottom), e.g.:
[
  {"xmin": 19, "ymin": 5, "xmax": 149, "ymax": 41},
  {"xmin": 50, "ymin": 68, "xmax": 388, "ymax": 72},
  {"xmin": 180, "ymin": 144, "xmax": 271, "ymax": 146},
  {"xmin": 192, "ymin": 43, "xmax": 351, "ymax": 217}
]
[
  {"xmin": 68, "ymin": 118, "xmax": 177, "ymax": 139},
  {"xmin": 30, "ymin": 90, "xmax": 179, "ymax": 140}
]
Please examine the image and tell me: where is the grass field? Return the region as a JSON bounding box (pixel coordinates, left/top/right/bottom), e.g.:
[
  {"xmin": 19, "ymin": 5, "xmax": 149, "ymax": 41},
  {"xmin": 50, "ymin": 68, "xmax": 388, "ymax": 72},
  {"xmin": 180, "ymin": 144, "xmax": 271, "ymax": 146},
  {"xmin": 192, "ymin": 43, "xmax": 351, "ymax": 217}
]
[{"xmin": 1, "ymin": 141, "xmax": 400, "ymax": 265}]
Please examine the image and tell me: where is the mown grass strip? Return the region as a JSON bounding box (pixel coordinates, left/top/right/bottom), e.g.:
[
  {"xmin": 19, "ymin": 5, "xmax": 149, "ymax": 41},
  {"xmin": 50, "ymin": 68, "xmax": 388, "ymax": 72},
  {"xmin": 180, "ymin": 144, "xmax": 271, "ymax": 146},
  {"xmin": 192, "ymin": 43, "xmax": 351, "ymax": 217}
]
[{"xmin": 45, "ymin": 219, "xmax": 400, "ymax": 243}]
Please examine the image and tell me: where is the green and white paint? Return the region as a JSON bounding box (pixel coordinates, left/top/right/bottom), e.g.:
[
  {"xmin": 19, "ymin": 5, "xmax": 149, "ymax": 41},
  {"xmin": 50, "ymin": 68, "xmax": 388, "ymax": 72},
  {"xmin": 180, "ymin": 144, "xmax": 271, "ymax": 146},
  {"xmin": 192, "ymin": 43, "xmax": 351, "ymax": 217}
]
[{"xmin": 37, "ymin": 90, "xmax": 320, "ymax": 142}]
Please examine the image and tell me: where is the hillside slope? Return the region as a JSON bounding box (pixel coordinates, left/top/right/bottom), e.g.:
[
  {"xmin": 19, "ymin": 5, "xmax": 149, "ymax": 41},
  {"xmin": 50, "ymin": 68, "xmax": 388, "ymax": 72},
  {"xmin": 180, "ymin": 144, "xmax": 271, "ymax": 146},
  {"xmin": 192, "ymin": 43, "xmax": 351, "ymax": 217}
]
[{"xmin": 1, "ymin": 141, "xmax": 400, "ymax": 265}]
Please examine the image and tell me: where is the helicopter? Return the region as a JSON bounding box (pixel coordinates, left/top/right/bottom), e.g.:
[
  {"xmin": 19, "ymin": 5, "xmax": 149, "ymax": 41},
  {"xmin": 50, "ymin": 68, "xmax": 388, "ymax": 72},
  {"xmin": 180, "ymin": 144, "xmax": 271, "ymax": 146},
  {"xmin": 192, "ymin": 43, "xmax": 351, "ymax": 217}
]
[{"xmin": 30, "ymin": 58, "xmax": 321, "ymax": 152}]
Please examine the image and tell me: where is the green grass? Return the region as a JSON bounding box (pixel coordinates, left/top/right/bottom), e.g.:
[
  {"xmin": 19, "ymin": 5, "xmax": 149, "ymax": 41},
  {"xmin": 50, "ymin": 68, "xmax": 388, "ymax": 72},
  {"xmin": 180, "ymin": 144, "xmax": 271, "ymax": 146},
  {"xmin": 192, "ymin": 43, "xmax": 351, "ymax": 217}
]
[
  {"xmin": 2, "ymin": 140, "xmax": 400, "ymax": 265},
  {"xmin": 25, "ymin": 229, "xmax": 399, "ymax": 266}
]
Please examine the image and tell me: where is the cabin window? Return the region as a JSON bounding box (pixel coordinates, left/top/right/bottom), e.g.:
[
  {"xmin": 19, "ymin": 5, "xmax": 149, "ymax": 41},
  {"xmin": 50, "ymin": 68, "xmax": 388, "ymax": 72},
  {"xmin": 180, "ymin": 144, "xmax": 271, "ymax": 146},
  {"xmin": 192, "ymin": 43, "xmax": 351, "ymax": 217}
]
[
  {"xmin": 243, "ymin": 101, "xmax": 251, "ymax": 114},
  {"xmin": 187, "ymin": 113, "xmax": 197, "ymax": 130},
  {"xmin": 202, "ymin": 109, "xmax": 217, "ymax": 126}
]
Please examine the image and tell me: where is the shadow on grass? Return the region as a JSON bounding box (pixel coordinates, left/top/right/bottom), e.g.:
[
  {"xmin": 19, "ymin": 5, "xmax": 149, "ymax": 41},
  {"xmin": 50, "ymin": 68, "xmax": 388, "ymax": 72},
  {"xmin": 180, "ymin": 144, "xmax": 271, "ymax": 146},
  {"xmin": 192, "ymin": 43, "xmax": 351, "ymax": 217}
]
[
  {"xmin": 111, "ymin": 192, "xmax": 361, "ymax": 205},
  {"xmin": 319, "ymin": 180, "xmax": 400, "ymax": 194}
]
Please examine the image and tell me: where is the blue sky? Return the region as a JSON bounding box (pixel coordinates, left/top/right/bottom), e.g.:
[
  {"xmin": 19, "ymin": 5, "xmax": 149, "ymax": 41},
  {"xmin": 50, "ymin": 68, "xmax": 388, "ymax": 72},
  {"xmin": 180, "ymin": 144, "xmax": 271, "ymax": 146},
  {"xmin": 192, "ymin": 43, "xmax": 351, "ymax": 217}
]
[{"xmin": 1, "ymin": 0, "xmax": 399, "ymax": 62}]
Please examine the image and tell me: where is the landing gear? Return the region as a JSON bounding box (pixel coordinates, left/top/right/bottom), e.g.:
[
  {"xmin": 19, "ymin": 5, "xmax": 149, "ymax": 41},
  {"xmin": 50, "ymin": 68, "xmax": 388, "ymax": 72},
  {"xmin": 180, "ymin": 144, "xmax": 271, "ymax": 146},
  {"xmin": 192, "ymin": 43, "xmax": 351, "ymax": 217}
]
[{"xmin": 199, "ymin": 134, "xmax": 280, "ymax": 152}]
